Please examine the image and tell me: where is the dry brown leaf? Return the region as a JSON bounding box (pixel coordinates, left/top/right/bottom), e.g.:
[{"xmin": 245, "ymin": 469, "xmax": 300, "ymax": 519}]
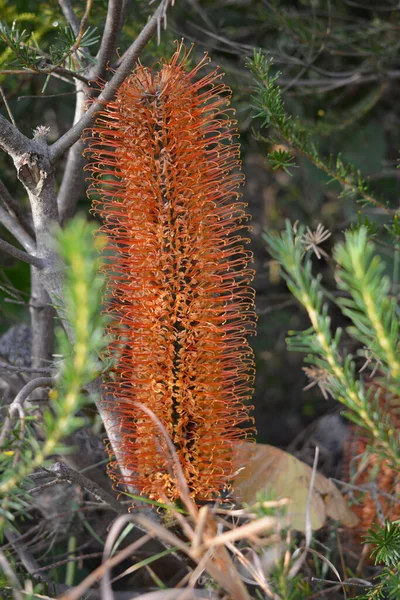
[{"xmin": 232, "ymin": 442, "xmax": 359, "ymax": 531}]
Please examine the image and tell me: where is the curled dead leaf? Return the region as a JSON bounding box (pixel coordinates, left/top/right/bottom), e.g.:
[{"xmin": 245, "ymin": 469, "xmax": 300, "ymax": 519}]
[{"xmin": 232, "ymin": 442, "xmax": 359, "ymax": 532}]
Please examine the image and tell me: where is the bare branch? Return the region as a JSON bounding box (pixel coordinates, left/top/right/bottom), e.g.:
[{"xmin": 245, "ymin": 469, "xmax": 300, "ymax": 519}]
[
  {"xmin": 0, "ymin": 177, "xmax": 34, "ymax": 236},
  {"xmin": 0, "ymin": 204, "xmax": 34, "ymax": 253},
  {"xmin": 14, "ymin": 138, "xmax": 59, "ymax": 251},
  {"xmin": 58, "ymin": 0, "xmax": 128, "ymax": 222},
  {"xmin": 0, "ymin": 113, "xmax": 33, "ymax": 158},
  {"xmin": 0, "ymin": 180, "xmax": 36, "ymax": 252},
  {"xmin": 0, "ymin": 361, "xmax": 53, "ymax": 374},
  {"xmin": 58, "ymin": 0, "xmax": 80, "ymax": 35},
  {"xmin": 29, "ymin": 269, "xmax": 56, "ymax": 385},
  {"xmin": 95, "ymin": 0, "xmax": 124, "ymax": 78},
  {"xmin": 57, "ymin": 83, "xmax": 87, "ymax": 223},
  {"xmin": 0, "ymin": 376, "xmax": 54, "ymax": 447},
  {"xmin": 3, "ymin": 529, "xmax": 43, "ymax": 578},
  {"xmin": 57, "ymin": 141, "xmax": 86, "ymax": 222},
  {"xmin": 47, "ymin": 461, "xmax": 125, "ymax": 514},
  {"xmin": 0, "ymin": 237, "xmax": 44, "ymax": 268},
  {"xmin": 49, "ymin": 0, "xmax": 174, "ymax": 162},
  {"xmin": 85, "ymin": 376, "xmax": 144, "ymax": 498}
]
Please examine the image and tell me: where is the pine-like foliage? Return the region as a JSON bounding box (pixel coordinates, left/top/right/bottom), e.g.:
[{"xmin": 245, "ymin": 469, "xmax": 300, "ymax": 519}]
[
  {"xmin": 264, "ymin": 223, "xmax": 400, "ymax": 468},
  {"xmin": 247, "ymin": 49, "xmax": 394, "ymax": 216},
  {"xmin": 85, "ymin": 45, "xmax": 256, "ymax": 502}
]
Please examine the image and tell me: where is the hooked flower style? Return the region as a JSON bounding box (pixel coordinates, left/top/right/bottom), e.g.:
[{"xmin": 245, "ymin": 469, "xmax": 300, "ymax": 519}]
[{"xmin": 85, "ymin": 44, "xmax": 256, "ymax": 502}]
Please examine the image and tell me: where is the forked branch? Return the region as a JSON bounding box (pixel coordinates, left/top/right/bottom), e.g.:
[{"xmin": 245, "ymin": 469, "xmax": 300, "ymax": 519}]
[{"xmin": 49, "ymin": 0, "xmax": 174, "ymax": 162}]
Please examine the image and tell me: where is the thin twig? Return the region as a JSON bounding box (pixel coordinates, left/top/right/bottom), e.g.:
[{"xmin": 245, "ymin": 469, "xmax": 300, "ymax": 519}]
[
  {"xmin": 3, "ymin": 246, "xmax": 36, "ymax": 281},
  {"xmin": 4, "ymin": 528, "xmax": 43, "ymax": 578},
  {"xmin": 32, "ymin": 551, "xmax": 103, "ymax": 575},
  {"xmin": 0, "ymin": 67, "xmax": 90, "ymax": 84},
  {"xmin": 17, "ymin": 90, "xmax": 80, "ymax": 100},
  {"xmin": 0, "ymin": 237, "xmax": 44, "ymax": 268},
  {"xmin": 0, "ymin": 360, "xmax": 53, "ymax": 374},
  {"xmin": 47, "ymin": 461, "xmax": 124, "ymax": 515},
  {"xmin": 50, "ymin": 0, "xmax": 174, "ymax": 162},
  {"xmin": 331, "ymin": 477, "xmax": 400, "ymax": 504},
  {"xmin": 277, "ymin": 70, "xmax": 400, "ymax": 89},
  {"xmin": 0, "ymin": 85, "xmax": 16, "ymax": 126},
  {"xmin": 0, "ymin": 376, "xmax": 54, "ymax": 446},
  {"xmin": 311, "ymin": 577, "xmax": 372, "ymax": 588},
  {"xmin": 0, "ymin": 176, "xmax": 36, "ymax": 244},
  {"xmin": 0, "ymin": 200, "xmax": 36, "ymax": 253}
]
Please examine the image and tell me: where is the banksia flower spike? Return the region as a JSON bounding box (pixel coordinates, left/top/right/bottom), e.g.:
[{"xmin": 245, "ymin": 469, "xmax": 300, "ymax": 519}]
[{"xmin": 85, "ymin": 44, "xmax": 256, "ymax": 502}]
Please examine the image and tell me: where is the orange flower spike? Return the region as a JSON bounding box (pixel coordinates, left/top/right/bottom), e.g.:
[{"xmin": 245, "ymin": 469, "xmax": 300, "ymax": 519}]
[{"xmin": 85, "ymin": 44, "xmax": 256, "ymax": 502}]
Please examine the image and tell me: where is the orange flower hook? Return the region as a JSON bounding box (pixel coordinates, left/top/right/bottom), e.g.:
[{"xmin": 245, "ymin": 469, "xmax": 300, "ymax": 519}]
[{"xmin": 85, "ymin": 43, "xmax": 256, "ymax": 502}]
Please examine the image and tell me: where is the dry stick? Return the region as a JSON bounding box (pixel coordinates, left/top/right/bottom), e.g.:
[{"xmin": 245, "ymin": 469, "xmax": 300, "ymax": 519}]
[
  {"xmin": 47, "ymin": 461, "xmax": 125, "ymax": 515},
  {"xmin": 3, "ymin": 529, "xmax": 45, "ymax": 580},
  {"xmin": 49, "ymin": 0, "xmax": 174, "ymax": 162},
  {"xmin": 100, "ymin": 515, "xmax": 188, "ymax": 598},
  {"xmin": 199, "ymin": 514, "xmax": 277, "ymax": 549},
  {"xmin": 0, "ymin": 376, "xmax": 54, "ymax": 446},
  {"xmin": 311, "ymin": 577, "xmax": 372, "ymax": 588},
  {"xmin": 332, "ymin": 477, "xmax": 400, "ymax": 505},
  {"xmin": 306, "ymin": 547, "xmax": 347, "ymax": 600},
  {"xmin": 120, "ymin": 0, "xmax": 133, "ymax": 32},
  {"xmin": 32, "ymin": 551, "xmax": 104, "ymax": 575},
  {"xmin": 0, "ymin": 360, "xmax": 53, "ymax": 375},
  {"xmin": 134, "ymin": 590, "xmax": 211, "ymax": 600},
  {"xmin": 0, "ymin": 237, "xmax": 44, "ymax": 268}
]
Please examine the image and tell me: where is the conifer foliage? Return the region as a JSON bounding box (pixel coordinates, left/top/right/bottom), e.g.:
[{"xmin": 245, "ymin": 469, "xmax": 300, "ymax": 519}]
[{"xmin": 85, "ymin": 44, "xmax": 256, "ymax": 502}]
